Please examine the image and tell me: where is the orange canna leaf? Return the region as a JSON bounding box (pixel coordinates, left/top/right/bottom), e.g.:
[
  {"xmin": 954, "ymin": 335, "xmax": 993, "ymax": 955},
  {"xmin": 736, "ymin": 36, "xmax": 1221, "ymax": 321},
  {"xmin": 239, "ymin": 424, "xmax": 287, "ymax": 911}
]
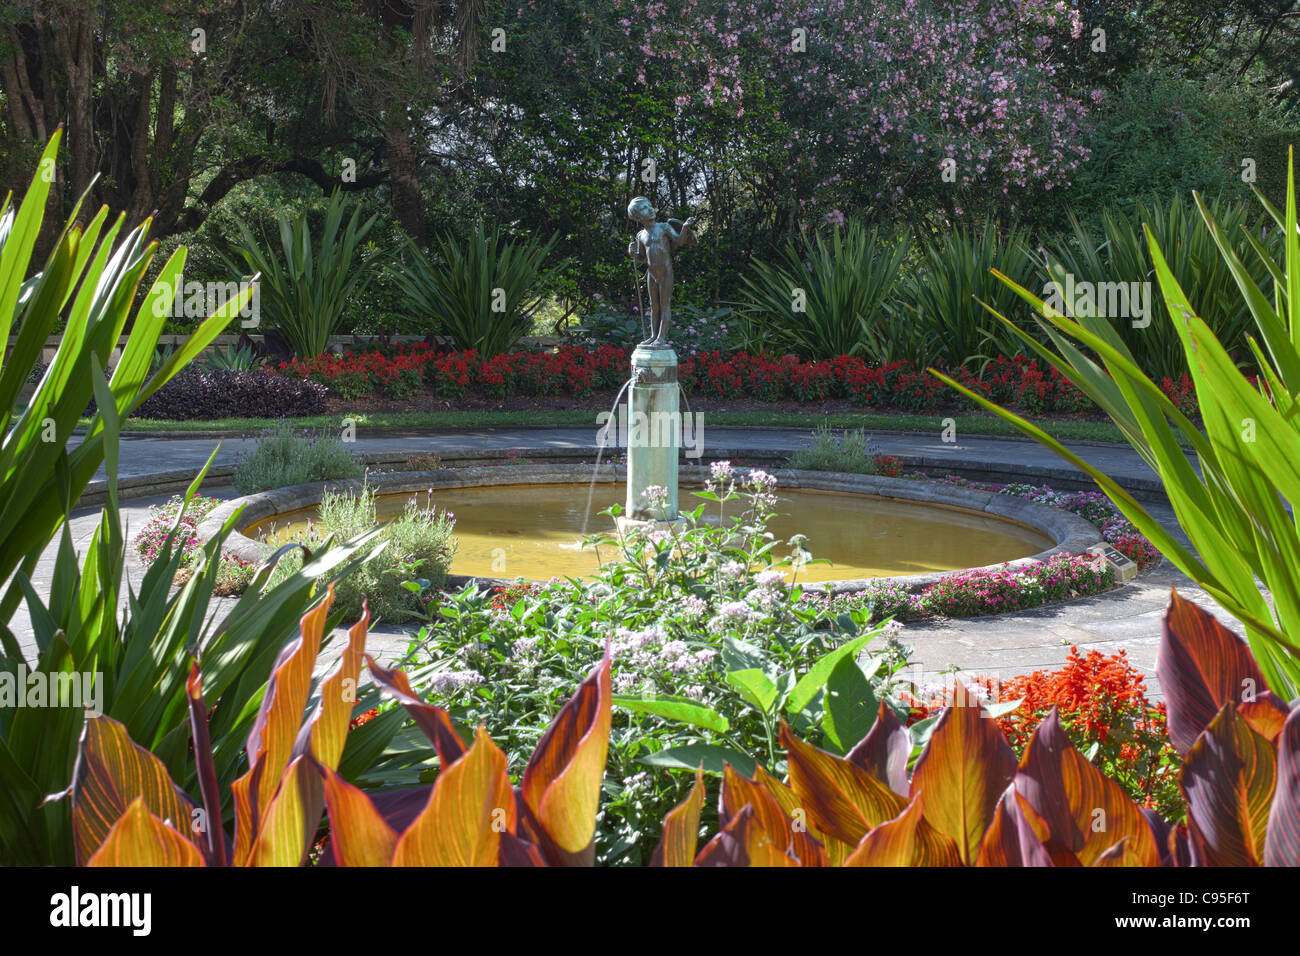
[
  {"xmin": 302, "ymin": 603, "xmax": 370, "ymax": 771},
  {"xmin": 1182, "ymin": 702, "xmax": 1277, "ymax": 866},
  {"xmin": 720, "ymin": 764, "xmax": 826, "ymax": 865},
  {"xmin": 231, "ymin": 587, "xmax": 333, "ymax": 864},
  {"xmin": 1265, "ymin": 708, "xmax": 1300, "ymax": 866},
  {"xmin": 909, "ymin": 703, "xmax": 1018, "ymax": 864},
  {"xmin": 780, "ymin": 721, "xmax": 908, "ymax": 847},
  {"xmin": 246, "ymin": 756, "xmax": 325, "ymax": 867},
  {"xmin": 975, "ymin": 786, "xmax": 1055, "ymax": 867},
  {"xmin": 392, "ymin": 725, "xmax": 515, "ymax": 867},
  {"xmin": 367, "ymin": 655, "xmax": 466, "ymax": 765},
  {"xmin": 694, "ymin": 804, "xmax": 801, "ymax": 867},
  {"xmin": 1094, "ymin": 836, "xmax": 1143, "ymax": 866},
  {"xmin": 322, "ymin": 766, "xmax": 399, "ymax": 867},
  {"xmin": 1159, "ymin": 589, "xmax": 1290, "ymax": 753},
  {"xmin": 846, "ymin": 700, "xmax": 911, "ymax": 796},
  {"xmin": 59, "ymin": 712, "xmax": 200, "ymax": 865},
  {"xmin": 87, "ymin": 798, "xmax": 206, "ymax": 867},
  {"xmin": 520, "ymin": 649, "xmax": 612, "ymax": 864},
  {"xmin": 651, "ymin": 768, "xmax": 707, "ymax": 867},
  {"xmin": 842, "ymin": 795, "xmax": 962, "ymax": 866},
  {"xmin": 1014, "ymin": 708, "xmax": 1159, "ymax": 866}
]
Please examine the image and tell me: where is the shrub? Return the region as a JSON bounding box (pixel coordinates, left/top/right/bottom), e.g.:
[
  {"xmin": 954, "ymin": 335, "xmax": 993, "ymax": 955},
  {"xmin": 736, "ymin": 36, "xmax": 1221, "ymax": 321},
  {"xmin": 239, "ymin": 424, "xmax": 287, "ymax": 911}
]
[
  {"xmin": 1045, "ymin": 193, "xmax": 1277, "ymax": 381},
  {"xmin": 226, "ymin": 189, "xmax": 380, "ymax": 358},
  {"xmin": 396, "ymin": 223, "xmax": 564, "ymax": 356},
  {"xmin": 899, "ymin": 221, "xmax": 1040, "ymax": 369},
  {"xmin": 733, "ymin": 221, "xmax": 910, "ymax": 360},
  {"xmin": 132, "ymin": 370, "xmax": 328, "ymax": 420},
  {"xmin": 202, "ymin": 342, "xmax": 264, "ymax": 371},
  {"xmin": 788, "ymin": 426, "xmax": 882, "ymax": 474},
  {"xmin": 918, "ymin": 553, "xmax": 1113, "ymax": 617},
  {"xmin": 133, "ymin": 494, "xmax": 262, "ymax": 596},
  {"xmin": 232, "ymin": 421, "xmax": 363, "ymax": 493},
  {"xmin": 265, "ymin": 483, "xmax": 455, "ymax": 623}
]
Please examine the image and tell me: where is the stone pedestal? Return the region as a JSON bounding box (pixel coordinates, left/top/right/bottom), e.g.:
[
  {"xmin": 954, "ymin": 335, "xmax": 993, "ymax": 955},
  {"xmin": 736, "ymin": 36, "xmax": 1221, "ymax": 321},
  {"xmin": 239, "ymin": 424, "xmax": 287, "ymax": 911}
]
[{"xmin": 626, "ymin": 345, "xmax": 679, "ymax": 521}]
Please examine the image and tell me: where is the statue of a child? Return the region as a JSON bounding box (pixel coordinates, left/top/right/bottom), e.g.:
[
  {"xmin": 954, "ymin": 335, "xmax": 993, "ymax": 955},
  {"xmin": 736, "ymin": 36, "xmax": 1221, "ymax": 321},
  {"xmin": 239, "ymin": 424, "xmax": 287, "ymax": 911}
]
[{"xmin": 627, "ymin": 196, "xmax": 696, "ymax": 348}]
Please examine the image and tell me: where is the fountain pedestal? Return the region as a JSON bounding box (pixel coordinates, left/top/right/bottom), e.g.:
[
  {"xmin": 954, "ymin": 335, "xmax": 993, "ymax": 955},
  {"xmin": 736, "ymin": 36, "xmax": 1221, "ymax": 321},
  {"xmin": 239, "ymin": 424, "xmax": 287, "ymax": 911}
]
[{"xmin": 624, "ymin": 344, "xmax": 679, "ymax": 521}]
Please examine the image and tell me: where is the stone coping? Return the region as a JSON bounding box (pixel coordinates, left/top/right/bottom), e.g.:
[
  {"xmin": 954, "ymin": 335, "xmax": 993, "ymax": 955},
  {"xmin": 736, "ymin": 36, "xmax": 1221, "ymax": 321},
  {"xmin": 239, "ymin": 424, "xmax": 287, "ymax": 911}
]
[
  {"xmin": 196, "ymin": 463, "xmax": 1103, "ymax": 595},
  {"xmin": 82, "ymin": 440, "xmax": 1170, "ymax": 506}
]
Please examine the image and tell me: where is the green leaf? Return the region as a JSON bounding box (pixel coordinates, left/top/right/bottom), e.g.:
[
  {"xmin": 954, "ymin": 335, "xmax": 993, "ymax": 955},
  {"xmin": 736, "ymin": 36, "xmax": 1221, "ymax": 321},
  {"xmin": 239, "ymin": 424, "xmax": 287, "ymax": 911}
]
[
  {"xmin": 640, "ymin": 744, "xmax": 757, "ymax": 777},
  {"xmin": 725, "ymin": 668, "xmax": 779, "ymax": 713},
  {"xmin": 786, "ymin": 633, "xmax": 875, "ymax": 715},
  {"xmin": 613, "ymin": 696, "xmax": 730, "ymax": 733},
  {"xmin": 720, "ymin": 635, "xmax": 767, "ymax": 673},
  {"xmin": 821, "ymin": 655, "xmax": 879, "ymax": 754}
]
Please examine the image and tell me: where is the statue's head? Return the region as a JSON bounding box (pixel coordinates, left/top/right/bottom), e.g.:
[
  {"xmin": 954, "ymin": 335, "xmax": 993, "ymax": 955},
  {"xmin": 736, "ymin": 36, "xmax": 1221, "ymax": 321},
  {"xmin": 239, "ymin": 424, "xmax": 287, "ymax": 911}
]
[{"xmin": 627, "ymin": 196, "xmax": 655, "ymax": 223}]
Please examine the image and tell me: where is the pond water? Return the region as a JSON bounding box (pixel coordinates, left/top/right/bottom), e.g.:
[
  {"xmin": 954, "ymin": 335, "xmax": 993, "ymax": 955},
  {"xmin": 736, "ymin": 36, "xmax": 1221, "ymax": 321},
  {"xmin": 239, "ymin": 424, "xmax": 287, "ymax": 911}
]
[{"xmin": 248, "ymin": 483, "xmax": 1055, "ymax": 583}]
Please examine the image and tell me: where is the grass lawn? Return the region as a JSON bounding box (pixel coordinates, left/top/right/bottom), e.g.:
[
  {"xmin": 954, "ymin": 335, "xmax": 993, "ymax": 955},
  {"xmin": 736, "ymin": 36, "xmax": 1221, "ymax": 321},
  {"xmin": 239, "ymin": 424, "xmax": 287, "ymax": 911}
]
[{"xmin": 82, "ymin": 409, "xmax": 1173, "ymax": 444}]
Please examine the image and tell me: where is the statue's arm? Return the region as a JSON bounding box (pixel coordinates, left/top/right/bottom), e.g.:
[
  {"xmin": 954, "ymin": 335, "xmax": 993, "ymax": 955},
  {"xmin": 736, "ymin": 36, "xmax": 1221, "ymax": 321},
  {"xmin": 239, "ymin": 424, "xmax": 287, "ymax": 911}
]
[
  {"xmin": 669, "ymin": 217, "xmax": 697, "ymax": 249},
  {"xmin": 627, "ymin": 235, "xmax": 643, "ymax": 257}
]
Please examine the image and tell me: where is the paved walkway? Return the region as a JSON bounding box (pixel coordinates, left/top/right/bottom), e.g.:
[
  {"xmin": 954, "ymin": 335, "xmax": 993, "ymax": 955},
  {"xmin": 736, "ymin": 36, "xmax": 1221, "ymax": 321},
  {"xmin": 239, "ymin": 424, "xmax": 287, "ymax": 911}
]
[
  {"xmin": 25, "ymin": 427, "xmax": 1232, "ymax": 700},
  {"xmin": 94, "ymin": 426, "xmax": 1177, "ymax": 497}
]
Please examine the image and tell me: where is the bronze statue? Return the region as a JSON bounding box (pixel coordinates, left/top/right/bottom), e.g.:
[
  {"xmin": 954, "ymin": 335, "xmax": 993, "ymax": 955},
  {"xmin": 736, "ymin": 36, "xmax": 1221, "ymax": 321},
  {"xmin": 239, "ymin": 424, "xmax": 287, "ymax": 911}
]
[{"xmin": 627, "ymin": 196, "xmax": 696, "ymax": 347}]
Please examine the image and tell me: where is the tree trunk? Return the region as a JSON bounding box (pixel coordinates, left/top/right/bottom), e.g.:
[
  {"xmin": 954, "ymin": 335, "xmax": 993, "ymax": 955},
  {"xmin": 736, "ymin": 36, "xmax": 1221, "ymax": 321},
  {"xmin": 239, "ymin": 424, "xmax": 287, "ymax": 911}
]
[{"xmin": 384, "ymin": 111, "xmax": 426, "ymax": 243}]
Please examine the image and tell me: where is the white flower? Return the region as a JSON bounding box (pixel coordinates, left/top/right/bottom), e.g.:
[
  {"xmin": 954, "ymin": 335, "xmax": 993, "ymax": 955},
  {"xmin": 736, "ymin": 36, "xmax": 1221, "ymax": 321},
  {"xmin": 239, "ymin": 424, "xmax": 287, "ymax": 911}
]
[
  {"xmin": 754, "ymin": 569, "xmax": 786, "ymax": 588},
  {"xmin": 710, "ymin": 460, "xmax": 735, "ymax": 481},
  {"xmin": 719, "ymin": 600, "xmax": 750, "ymax": 621},
  {"xmin": 512, "ymin": 636, "xmax": 540, "ymax": 658},
  {"xmin": 642, "ymin": 484, "xmax": 669, "ymax": 507},
  {"xmin": 680, "ymin": 595, "xmax": 708, "ymax": 618},
  {"xmin": 661, "ymin": 640, "xmax": 690, "ymax": 660},
  {"xmin": 720, "ymin": 560, "xmax": 746, "ymax": 577},
  {"xmin": 429, "ymin": 670, "xmax": 484, "ymax": 694}
]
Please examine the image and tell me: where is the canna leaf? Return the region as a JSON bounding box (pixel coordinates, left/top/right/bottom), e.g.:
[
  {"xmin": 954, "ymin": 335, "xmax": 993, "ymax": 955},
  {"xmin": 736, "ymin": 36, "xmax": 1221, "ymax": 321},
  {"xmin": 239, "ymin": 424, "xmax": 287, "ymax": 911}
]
[
  {"xmin": 321, "ymin": 766, "xmax": 399, "ymax": 867},
  {"xmin": 909, "ymin": 702, "xmax": 1018, "ymax": 864},
  {"xmin": 975, "ymin": 786, "xmax": 1055, "ymax": 867},
  {"xmin": 86, "ymin": 798, "xmax": 205, "ymax": 867},
  {"xmin": 780, "ymin": 721, "xmax": 908, "ymax": 846},
  {"xmin": 59, "ymin": 712, "xmax": 199, "ymax": 866},
  {"xmin": 230, "ymin": 589, "xmax": 332, "ymax": 864},
  {"xmin": 367, "ymin": 656, "xmax": 466, "ymax": 765},
  {"xmin": 1014, "ymin": 708, "xmax": 1159, "ymax": 866},
  {"xmin": 693, "ymin": 804, "xmax": 800, "ymax": 867},
  {"xmin": 391, "ymin": 725, "xmax": 515, "ymax": 867},
  {"xmin": 1264, "ymin": 707, "xmax": 1300, "ymax": 866},
  {"xmin": 519, "ymin": 649, "xmax": 612, "ymax": 864},
  {"xmin": 651, "ymin": 768, "xmax": 707, "ymax": 867},
  {"xmin": 1159, "ymin": 589, "xmax": 1291, "ymax": 754},
  {"xmin": 842, "ymin": 795, "xmax": 962, "ymax": 866},
  {"xmin": 299, "ymin": 602, "xmax": 370, "ymax": 770},
  {"xmin": 719, "ymin": 764, "xmax": 826, "ymax": 865},
  {"xmin": 846, "ymin": 701, "xmax": 911, "ymax": 796},
  {"xmin": 1181, "ymin": 703, "xmax": 1277, "ymax": 867}
]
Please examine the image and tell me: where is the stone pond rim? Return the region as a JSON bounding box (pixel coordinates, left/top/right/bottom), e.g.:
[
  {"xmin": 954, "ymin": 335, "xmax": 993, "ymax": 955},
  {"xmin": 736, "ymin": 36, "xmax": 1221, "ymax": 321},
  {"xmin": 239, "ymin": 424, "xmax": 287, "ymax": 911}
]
[{"xmin": 194, "ymin": 463, "xmax": 1104, "ymax": 594}]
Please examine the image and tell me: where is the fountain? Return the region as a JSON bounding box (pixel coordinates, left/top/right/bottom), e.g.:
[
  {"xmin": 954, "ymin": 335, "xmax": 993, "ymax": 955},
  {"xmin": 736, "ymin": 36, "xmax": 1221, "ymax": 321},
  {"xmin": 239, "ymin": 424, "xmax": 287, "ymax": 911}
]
[
  {"xmin": 203, "ymin": 197, "xmax": 1104, "ymax": 593},
  {"xmin": 620, "ymin": 195, "xmax": 696, "ymax": 524}
]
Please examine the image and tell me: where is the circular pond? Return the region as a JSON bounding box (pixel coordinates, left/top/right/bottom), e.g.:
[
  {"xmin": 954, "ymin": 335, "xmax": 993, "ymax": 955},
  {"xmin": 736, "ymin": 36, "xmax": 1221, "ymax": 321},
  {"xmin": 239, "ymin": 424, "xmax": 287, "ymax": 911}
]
[{"xmin": 246, "ymin": 481, "xmax": 1057, "ymax": 584}]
